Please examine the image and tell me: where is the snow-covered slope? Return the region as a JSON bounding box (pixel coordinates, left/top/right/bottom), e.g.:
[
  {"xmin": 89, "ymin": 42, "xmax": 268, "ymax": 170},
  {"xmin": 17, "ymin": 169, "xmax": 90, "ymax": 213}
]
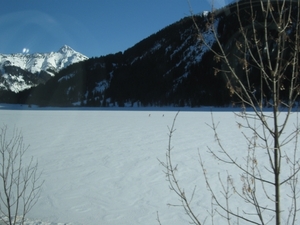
[
  {"xmin": 0, "ymin": 109, "xmax": 298, "ymax": 225},
  {"xmin": 0, "ymin": 45, "xmax": 88, "ymax": 92},
  {"xmin": 0, "ymin": 45, "xmax": 88, "ymax": 75}
]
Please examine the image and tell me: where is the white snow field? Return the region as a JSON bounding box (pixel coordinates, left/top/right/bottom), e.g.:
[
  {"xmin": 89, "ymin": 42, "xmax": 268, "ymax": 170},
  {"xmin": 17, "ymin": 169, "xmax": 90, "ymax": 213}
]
[{"xmin": 0, "ymin": 106, "xmax": 299, "ymax": 225}]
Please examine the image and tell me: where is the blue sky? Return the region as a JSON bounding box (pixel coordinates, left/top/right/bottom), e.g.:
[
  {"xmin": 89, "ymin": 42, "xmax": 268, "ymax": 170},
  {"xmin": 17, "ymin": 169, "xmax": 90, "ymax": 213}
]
[{"xmin": 0, "ymin": 0, "xmax": 230, "ymax": 57}]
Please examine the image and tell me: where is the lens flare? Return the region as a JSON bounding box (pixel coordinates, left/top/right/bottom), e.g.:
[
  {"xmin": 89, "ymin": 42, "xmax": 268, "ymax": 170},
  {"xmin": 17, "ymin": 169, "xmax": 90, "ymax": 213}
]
[{"xmin": 22, "ymin": 48, "xmax": 29, "ymax": 53}]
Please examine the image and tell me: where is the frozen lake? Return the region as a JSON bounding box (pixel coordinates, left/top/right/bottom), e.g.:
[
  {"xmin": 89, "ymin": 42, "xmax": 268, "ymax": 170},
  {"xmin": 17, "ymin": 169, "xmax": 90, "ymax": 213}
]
[{"xmin": 0, "ymin": 108, "xmax": 299, "ymax": 225}]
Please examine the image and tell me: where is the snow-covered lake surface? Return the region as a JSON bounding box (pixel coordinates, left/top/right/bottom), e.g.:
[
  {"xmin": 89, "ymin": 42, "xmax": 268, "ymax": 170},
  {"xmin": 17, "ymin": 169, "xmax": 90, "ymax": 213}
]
[{"xmin": 0, "ymin": 106, "xmax": 299, "ymax": 225}]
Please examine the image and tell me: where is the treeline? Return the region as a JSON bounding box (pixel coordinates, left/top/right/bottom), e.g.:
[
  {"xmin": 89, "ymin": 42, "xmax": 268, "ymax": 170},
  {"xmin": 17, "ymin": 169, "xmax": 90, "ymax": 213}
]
[{"xmin": 3, "ymin": 5, "xmax": 298, "ymax": 108}]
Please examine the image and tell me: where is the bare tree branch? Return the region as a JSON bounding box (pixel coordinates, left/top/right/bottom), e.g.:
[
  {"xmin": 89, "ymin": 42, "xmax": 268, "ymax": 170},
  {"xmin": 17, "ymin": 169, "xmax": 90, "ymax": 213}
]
[{"xmin": 0, "ymin": 125, "xmax": 44, "ymax": 225}]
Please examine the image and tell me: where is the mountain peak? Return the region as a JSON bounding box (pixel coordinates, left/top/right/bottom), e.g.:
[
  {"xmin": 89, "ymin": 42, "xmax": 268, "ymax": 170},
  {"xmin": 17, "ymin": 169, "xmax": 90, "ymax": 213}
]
[
  {"xmin": 58, "ymin": 45, "xmax": 75, "ymax": 54},
  {"xmin": 0, "ymin": 45, "xmax": 89, "ymax": 92}
]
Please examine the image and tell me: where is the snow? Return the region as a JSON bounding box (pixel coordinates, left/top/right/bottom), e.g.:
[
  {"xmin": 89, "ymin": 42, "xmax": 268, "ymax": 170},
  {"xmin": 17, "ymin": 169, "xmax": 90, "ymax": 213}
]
[
  {"xmin": 1, "ymin": 74, "xmax": 33, "ymax": 93},
  {"xmin": 94, "ymin": 80, "xmax": 109, "ymax": 93},
  {"xmin": 0, "ymin": 106, "xmax": 299, "ymax": 225},
  {"xmin": 0, "ymin": 46, "xmax": 88, "ymax": 92},
  {"xmin": 0, "ymin": 45, "xmax": 88, "ymax": 75},
  {"xmin": 58, "ymin": 73, "xmax": 75, "ymax": 82},
  {"xmin": 165, "ymin": 18, "xmax": 218, "ymax": 87},
  {"xmin": 203, "ymin": 11, "xmax": 209, "ymax": 16}
]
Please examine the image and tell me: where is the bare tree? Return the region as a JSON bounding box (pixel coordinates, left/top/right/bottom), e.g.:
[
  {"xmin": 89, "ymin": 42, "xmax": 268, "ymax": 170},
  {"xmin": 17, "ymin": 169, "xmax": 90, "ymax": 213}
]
[
  {"xmin": 0, "ymin": 125, "xmax": 44, "ymax": 225},
  {"xmin": 160, "ymin": 0, "xmax": 300, "ymax": 224}
]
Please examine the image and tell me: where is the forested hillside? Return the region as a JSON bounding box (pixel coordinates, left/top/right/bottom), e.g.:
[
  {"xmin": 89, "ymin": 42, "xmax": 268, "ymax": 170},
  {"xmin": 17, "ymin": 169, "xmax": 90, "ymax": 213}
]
[{"xmin": 1, "ymin": 0, "xmax": 299, "ymax": 107}]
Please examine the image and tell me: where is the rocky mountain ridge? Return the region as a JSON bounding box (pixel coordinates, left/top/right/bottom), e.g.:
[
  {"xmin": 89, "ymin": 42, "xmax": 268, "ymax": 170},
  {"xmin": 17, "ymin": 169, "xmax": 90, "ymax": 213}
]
[{"xmin": 0, "ymin": 45, "xmax": 88, "ymax": 92}]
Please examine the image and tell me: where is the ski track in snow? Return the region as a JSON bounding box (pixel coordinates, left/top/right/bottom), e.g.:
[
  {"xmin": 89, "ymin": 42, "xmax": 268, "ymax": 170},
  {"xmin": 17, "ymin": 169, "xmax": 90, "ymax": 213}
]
[{"xmin": 0, "ymin": 108, "xmax": 299, "ymax": 224}]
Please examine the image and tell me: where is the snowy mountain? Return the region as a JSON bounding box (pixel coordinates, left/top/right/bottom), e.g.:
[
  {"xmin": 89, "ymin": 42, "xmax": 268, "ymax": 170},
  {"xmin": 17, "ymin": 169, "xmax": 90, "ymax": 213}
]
[{"xmin": 0, "ymin": 45, "xmax": 88, "ymax": 92}]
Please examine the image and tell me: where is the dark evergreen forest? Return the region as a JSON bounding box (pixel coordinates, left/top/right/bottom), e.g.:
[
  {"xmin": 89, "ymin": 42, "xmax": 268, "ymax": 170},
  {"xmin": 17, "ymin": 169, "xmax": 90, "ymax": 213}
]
[{"xmin": 1, "ymin": 0, "xmax": 299, "ymax": 107}]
